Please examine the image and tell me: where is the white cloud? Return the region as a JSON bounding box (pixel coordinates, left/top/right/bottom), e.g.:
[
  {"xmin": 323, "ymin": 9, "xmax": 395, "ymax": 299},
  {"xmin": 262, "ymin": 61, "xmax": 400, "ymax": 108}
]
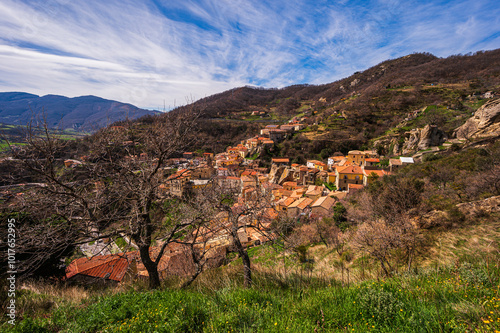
[{"xmin": 0, "ymin": 0, "xmax": 499, "ymax": 109}]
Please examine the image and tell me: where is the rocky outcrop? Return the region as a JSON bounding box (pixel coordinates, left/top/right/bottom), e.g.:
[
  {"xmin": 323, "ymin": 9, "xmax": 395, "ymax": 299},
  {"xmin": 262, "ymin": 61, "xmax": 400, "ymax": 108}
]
[
  {"xmin": 403, "ymin": 125, "xmax": 447, "ymax": 154},
  {"xmin": 416, "ymin": 195, "xmax": 500, "ymax": 229},
  {"xmin": 269, "ymin": 164, "xmax": 286, "ymax": 184},
  {"xmin": 455, "ymin": 98, "xmax": 500, "ymax": 139},
  {"xmin": 456, "ymin": 195, "xmax": 500, "ymax": 216}
]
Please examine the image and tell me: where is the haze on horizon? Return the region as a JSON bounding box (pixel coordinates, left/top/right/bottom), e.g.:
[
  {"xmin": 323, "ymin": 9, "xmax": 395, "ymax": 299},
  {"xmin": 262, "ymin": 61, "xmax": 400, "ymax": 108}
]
[{"xmin": 0, "ymin": 0, "xmax": 499, "ymax": 110}]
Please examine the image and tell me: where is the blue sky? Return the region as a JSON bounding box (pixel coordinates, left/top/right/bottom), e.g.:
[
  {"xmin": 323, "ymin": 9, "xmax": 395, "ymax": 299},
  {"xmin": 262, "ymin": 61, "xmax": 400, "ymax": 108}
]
[{"xmin": 0, "ymin": 0, "xmax": 499, "ymax": 109}]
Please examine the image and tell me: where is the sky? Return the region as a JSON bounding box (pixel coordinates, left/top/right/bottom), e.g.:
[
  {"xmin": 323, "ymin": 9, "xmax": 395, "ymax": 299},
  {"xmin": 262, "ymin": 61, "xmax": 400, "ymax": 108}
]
[{"xmin": 0, "ymin": 0, "xmax": 499, "ymax": 110}]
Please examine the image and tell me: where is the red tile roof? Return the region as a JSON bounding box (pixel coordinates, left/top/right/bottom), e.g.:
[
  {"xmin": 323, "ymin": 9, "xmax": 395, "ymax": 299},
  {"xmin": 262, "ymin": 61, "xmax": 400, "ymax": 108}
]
[
  {"xmin": 66, "ymin": 252, "xmax": 137, "ymax": 282},
  {"xmin": 337, "ymin": 166, "xmax": 363, "ymax": 174}
]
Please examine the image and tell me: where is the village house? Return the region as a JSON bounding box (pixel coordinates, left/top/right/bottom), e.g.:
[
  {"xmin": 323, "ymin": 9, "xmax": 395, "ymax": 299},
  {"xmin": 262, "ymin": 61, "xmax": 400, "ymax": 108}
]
[
  {"xmin": 364, "ymin": 158, "xmax": 380, "ymax": 167},
  {"xmin": 389, "ymin": 157, "xmax": 414, "ymax": 172},
  {"xmin": 305, "ymin": 185, "xmax": 323, "ymax": 201},
  {"xmin": 311, "ymin": 196, "xmax": 336, "ymax": 216},
  {"xmin": 328, "ymin": 155, "xmax": 346, "ymax": 167},
  {"xmin": 346, "ymin": 150, "xmax": 365, "ymax": 165},
  {"xmin": 336, "ymin": 165, "xmax": 364, "ymax": 191},
  {"xmin": 272, "ymin": 157, "xmax": 290, "ymax": 166},
  {"xmin": 348, "ymin": 183, "xmax": 364, "ymax": 193},
  {"xmin": 280, "ymin": 124, "xmax": 296, "ymax": 133},
  {"xmin": 306, "ymin": 160, "xmax": 328, "ymax": 171},
  {"xmin": 260, "ymin": 124, "xmax": 280, "ymax": 136},
  {"xmin": 363, "ymin": 169, "xmax": 389, "ymax": 186},
  {"xmin": 268, "ymin": 129, "xmax": 286, "ymax": 142},
  {"xmin": 183, "ymin": 152, "xmax": 194, "ymax": 160},
  {"xmin": 287, "ymin": 197, "xmax": 313, "ymax": 217}
]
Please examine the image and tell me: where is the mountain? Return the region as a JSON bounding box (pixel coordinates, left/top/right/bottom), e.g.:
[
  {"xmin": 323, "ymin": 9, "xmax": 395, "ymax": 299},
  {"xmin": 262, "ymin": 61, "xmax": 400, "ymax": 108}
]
[
  {"xmin": 166, "ymin": 49, "xmax": 500, "ymax": 158},
  {"xmin": 0, "ymin": 93, "xmax": 158, "ymax": 131}
]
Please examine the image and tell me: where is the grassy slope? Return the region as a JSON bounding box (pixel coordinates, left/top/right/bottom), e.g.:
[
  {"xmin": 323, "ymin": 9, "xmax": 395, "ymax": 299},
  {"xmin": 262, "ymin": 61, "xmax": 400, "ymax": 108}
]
[{"xmin": 3, "ymin": 212, "xmax": 499, "ymax": 333}]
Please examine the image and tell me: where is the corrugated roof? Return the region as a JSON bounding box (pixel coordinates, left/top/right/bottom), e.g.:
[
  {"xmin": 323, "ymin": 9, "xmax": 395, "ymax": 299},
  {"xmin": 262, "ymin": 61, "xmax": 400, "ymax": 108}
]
[{"xmin": 400, "ymin": 157, "xmax": 414, "ymax": 164}]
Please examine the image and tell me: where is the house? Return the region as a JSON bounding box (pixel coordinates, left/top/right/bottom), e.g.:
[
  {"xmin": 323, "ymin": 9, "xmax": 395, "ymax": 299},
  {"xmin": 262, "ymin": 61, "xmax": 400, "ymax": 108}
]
[
  {"xmin": 183, "ymin": 152, "xmax": 194, "ymax": 160},
  {"xmin": 262, "ymin": 140, "xmax": 274, "ymax": 147},
  {"xmin": 307, "ymin": 160, "xmax": 328, "ymax": 171},
  {"xmin": 327, "ymin": 172, "xmax": 336, "ymax": 184},
  {"xmin": 280, "ymin": 124, "xmax": 296, "ymax": 133},
  {"xmin": 305, "ymin": 185, "xmax": 323, "ymax": 201},
  {"xmin": 283, "ymin": 181, "xmax": 298, "ymax": 191},
  {"xmin": 287, "ymin": 197, "xmax": 313, "ymax": 217},
  {"xmin": 336, "ymin": 165, "xmax": 363, "ymax": 191},
  {"xmin": 400, "ymin": 157, "xmax": 415, "ymax": 165},
  {"xmin": 348, "ymin": 183, "xmax": 364, "ymax": 193},
  {"xmin": 166, "ymin": 169, "xmax": 192, "ymax": 197},
  {"xmin": 311, "ymin": 196, "xmax": 336, "ymax": 216},
  {"xmin": 277, "ymin": 197, "xmax": 296, "ymax": 212},
  {"xmin": 390, "ymin": 157, "xmax": 414, "ymax": 172},
  {"xmin": 297, "ymin": 166, "xmax": 319, "ymax": 185},
  {"xmin": 363, "ymin": 169, "xmax": 388, "ymax": 186},
  {"xmin": 364, "ymin": 158, "xmax": 380, "ymax": 167},
  {"xmin": 328, "ymin": 155, "xmax": 345, "ymax": 167},
  {"xmin": 268, "ymin": 129, "xmax": 286, "ymax": 142},
  {"xmin": 260, "ymin": 125, "xmax": 279, "ymax": 135},
  {"xmin": 346, "ymin": 150, "xmax": 365, "ymax": 165}
]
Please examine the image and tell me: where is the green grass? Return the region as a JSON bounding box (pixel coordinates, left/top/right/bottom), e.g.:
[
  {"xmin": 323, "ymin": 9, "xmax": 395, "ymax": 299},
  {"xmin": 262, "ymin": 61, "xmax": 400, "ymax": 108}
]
[{"xmin": 3, "ymin": 258, "xmax": 499, "ymax": 332}]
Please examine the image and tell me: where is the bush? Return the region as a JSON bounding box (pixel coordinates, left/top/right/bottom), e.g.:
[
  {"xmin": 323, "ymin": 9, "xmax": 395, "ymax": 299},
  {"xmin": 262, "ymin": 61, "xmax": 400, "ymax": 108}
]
[{"xmin": 359, "ymin": 288, "xmax": 404, "ymax": 324}]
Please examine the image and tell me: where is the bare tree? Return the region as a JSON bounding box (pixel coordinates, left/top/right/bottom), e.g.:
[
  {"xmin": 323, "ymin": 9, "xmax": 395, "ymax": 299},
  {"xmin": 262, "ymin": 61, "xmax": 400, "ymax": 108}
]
[
  {"xmin": 196, "ymin": 180, "xmax": 275, "ymax": 288},
  {"xmin": 5, "ymin": 110, "xmax": 201, "ymax": 288}
]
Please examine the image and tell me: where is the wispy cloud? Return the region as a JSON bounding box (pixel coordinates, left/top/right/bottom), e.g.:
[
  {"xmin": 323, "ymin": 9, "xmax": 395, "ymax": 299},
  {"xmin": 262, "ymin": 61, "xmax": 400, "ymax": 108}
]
[{"xmin": 0, "ymin": 0, "xmax": 499, "ymax": 109}]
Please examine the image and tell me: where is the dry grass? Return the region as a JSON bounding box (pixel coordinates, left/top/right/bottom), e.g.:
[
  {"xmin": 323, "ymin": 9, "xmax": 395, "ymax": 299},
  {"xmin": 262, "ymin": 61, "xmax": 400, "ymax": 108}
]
[{"xmin": 421, "ymin": 216, "xmax": 500, "ymax": 268}]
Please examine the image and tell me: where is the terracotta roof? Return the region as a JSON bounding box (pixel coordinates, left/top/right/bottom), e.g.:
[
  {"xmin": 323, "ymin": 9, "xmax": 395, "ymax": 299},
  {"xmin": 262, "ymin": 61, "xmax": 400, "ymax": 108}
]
[
  {"xmin": 390, "ymin": 159, "xmax": 402, "ymax": 166},
  {"xmin": 66, "ymin": 252, "xmax": 137, "ymax": 282},
  {"xmin": 282, "ymin": 197, "xmax": 296, "ymax": 206},
  {"xmin": 348, "ymin": 184, "xmax": 364, "ymax": 189},
  {"xmin": 328, "ymin": 191, "xmax": 347, "ymax": 200},
  {"xmin": 365, "ymin": 158, "xmax": 380, "ymax": 163},
  {"xmin": 272, "ymin": 158, "xmax": 289, "ymax": 163},
  {"xmin": 312, "ymin": 196, "xmax": 335, "ymax": 210},
  {"xmin": 363, "ymin": 169, "xmax": 387, "ymax": 177},
  {"xmin": 337, "ymin": 166, "xmax": 363, "ymax": 174},
  {"xmin": 291, "ymin": 197, "xmax": 313, "ymax": 210},
  {"xmin": 347, "ymin": 150, "xmax": 364, "ymax": 155}
]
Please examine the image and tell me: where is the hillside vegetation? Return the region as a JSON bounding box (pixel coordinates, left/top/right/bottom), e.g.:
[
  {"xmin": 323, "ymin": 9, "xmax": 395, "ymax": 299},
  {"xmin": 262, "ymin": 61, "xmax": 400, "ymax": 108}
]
[{"xmin": 163, "ymin": 50, "xmax": 500, "ymax": 157}]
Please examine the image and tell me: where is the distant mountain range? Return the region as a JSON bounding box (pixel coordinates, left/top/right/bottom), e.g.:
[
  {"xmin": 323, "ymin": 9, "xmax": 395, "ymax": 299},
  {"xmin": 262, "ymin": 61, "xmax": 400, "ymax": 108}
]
[{"xmin": 0, "ymin": 92, "xmax": 158, "ymax": 131}]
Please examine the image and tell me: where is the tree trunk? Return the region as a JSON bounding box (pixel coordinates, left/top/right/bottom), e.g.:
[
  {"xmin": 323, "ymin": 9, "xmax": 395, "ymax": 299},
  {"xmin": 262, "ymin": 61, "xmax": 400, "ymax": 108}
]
[
  {"xmin": 232, "ymin": 230, "xmax": 252, "ymax": 287},
  {"xmin": 138, "ymin": 245, "xmax": 161, "ymax": 289}
]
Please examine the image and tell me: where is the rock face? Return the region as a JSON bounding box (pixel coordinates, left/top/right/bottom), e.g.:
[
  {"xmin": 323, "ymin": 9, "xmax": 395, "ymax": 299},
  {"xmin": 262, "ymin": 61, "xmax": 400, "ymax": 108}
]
[
  {"xmin": 455, "ymin": 98, "xmax": 500, "ymax": 139},
  {"xmin": 416, "ymin": 195, "xmax": 500, "ymax": 229},
  {"xmin": 403, "ymin": 125, "xmax": 447, "ymax": 154}
]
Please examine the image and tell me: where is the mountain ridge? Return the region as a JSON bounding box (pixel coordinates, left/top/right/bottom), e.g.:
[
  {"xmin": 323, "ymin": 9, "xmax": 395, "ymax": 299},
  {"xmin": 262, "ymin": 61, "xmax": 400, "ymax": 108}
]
[{"xmin": 0, "ymin": 92, "xmax": 158, "ymax": 132}]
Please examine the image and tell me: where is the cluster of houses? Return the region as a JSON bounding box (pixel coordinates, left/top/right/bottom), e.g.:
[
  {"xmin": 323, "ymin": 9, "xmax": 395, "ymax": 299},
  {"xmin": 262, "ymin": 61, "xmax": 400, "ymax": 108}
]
[{"xmin": 64, "ymin": 121, "xmax": 417, "ymax": 285}]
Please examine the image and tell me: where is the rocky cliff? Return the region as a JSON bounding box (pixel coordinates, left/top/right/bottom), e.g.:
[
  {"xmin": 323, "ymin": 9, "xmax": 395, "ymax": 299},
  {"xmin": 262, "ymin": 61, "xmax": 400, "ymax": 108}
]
[
  {"xmin": 402, "ymin": 125, "xmax": 447, "ymax": 154},
  {"xmin": 455, "ymin": 98, "xmax": 500, "ymax": 139}
]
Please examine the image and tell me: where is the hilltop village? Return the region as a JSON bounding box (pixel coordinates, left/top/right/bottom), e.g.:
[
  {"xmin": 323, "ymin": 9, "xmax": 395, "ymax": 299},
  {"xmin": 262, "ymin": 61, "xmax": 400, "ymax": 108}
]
[{"xmin": 63, "ymin": 120, "xmax": 415, "ymax": 284}]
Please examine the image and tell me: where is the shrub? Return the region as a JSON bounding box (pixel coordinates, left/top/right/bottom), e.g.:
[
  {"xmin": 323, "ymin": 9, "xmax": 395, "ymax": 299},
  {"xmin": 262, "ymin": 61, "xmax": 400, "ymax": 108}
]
[{"xmin": 359, "ymin": 288, "xmax": 404, "ymax": 324}]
